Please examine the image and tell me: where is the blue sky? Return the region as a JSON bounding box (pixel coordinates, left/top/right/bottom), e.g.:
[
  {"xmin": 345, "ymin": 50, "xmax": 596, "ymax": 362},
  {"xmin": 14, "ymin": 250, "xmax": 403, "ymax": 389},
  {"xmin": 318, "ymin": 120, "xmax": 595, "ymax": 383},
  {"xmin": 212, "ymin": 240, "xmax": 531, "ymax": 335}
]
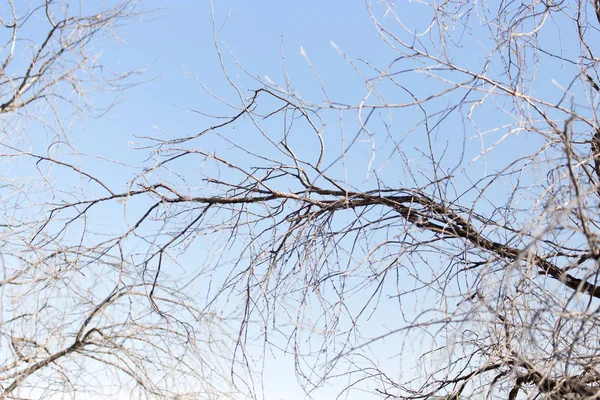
[
  {"xmin": 28, "ymin": 1, "xmax": 596, "ymax": 399},
  {"xmin": 62, "ymin": 2, "xmax": 485, "ymax": 399},
  {"xmin": 73, "ymin": 2, "xmax": 425, "ymax": 399}
]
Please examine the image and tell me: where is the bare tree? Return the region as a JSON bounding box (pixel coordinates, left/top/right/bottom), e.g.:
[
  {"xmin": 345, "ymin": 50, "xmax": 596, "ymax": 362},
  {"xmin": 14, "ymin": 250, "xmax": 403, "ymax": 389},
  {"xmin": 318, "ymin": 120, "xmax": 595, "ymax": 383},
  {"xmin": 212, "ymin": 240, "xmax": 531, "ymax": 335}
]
[
  {"xmin": 0, "ymin": 1, "xmax": 235, "ymax": 399},
  {"xmin": 30, "ymin": 0, "xmax": 600, "ymax": 399}
]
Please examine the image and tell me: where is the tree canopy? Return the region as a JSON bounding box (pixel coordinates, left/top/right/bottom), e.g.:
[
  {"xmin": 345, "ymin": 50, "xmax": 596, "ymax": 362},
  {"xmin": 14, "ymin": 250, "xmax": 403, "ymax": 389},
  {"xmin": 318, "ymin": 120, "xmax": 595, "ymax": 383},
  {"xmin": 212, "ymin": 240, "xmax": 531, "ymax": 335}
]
[{"xmin": 4, "ymin": 1, "xmax": 600, "ymax": 399}]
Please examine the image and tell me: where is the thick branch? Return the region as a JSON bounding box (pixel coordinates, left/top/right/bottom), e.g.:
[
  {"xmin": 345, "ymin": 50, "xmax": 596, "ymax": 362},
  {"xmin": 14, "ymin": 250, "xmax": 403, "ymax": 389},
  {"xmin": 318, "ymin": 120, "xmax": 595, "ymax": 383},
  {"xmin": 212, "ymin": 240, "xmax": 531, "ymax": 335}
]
[{"xmin": 146, "ymin": 184, "xmax": 600, "ymax": 299}]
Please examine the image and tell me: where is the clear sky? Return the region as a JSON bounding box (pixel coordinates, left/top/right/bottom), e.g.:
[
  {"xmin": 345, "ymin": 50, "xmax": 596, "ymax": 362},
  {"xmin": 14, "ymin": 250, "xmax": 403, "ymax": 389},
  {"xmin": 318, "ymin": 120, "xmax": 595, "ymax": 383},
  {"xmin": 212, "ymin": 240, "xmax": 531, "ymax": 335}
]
[
  {"xmin": 31, "ymin": 0, "xmax": 587, "ymax": 399},
  {"xmin": 73, "ymin": 2, "xmax": 426, "ymax": 399}
]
